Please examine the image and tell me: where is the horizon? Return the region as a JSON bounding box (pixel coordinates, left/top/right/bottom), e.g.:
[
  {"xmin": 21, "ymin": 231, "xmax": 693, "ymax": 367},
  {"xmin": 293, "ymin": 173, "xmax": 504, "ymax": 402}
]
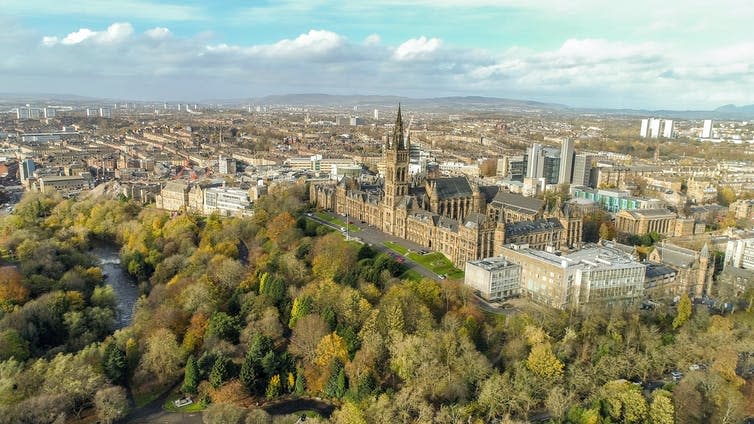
[{"xmin": 2, "ymin": 1, "xmax": 753, "ymax": 110}]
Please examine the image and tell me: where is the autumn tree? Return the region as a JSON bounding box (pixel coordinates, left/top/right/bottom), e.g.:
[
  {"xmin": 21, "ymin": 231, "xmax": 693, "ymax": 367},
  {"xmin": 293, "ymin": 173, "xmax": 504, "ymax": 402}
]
[
  {"xmin": 137, "ymin": 328, "xmax": 183, "ymax": 385},
  {"xmin": 526, "ymin": 343, "xmax": 564, "ymax": 380},
  {"xmin": 673, "ymin": 293, "xmax": 692, "ymax": 329},
  {"xmin": 182, "ymin": 354, "xmax": 200, "ymax": 394},
  {"xmin": 94, "ymin": 386, "xmax": 130, "ymax": 424}
]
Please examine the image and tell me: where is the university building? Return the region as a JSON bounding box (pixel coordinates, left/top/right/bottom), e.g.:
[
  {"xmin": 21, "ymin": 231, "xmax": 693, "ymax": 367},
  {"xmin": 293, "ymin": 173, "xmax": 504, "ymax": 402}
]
[{"xmin": 310, "ymin": 106, "xmax": 582, "ymax": 266}]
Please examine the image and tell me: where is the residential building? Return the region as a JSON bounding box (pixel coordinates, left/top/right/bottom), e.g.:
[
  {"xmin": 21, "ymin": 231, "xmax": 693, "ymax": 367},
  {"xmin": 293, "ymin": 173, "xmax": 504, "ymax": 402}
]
[
  {"xmin": 155, "ymin": 181, "xmax": 190, "ymax": 211},
  {"xmin": 730, "ymin": 199, "xmax": 754, "ymax": 219},
  {"xmin": 571, "ymin": 154, "xmax": 593, "ymax": 187},
  {"xmin": 662, "ymin": 119, "xmax": 674, "ymax": 138},
  {"xmin": 640, "ymin": 119, "xmax": 649, "ymax": 138},
  {"xmin": 702, "ymin": 119, "xmax": 713, "ymax": 138},
  {"xmin": 724, "ymin": 238, "xmax": 754, "ymax": 270},
  {"xmin": 558, "ymin": 138, "xmax": 574, "ymax": 185},
  {"xmin": 465, "ymin": 257, "xmax": 521, "ymax": 300},
  {"xmin": 37, "ymin": 175, "xmax": 90, "ymax": 194}
]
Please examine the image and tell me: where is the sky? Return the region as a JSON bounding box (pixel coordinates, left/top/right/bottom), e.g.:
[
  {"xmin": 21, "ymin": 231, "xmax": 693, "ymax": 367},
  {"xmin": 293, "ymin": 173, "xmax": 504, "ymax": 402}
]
[{"xmin": 1, "ymin": 0, "xmax": 753, "ymax": 109}]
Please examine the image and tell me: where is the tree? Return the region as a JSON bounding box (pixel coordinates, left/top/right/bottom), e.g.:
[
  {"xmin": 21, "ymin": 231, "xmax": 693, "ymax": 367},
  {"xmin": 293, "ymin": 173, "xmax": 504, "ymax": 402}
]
[
  {"xmin": 208, "ymin": 312, "xmax": 241, "ymax": 343},
  {"xmin": 0, "ymin": 266, "xmax": 28, "ymax": 311},
  {"xmin": 526, "ymin": 343, "xmax": 564, "ymax": 380},
  {"xmin": 138, "ymin": 328, "xmax": 183, "ymax": 385},
  {"xmin": 0, "ymin": 329, "xmax": 30, "ymax": 362},
  {"xmin": 315, "ymin": 333, "xmax": 349, "ymax": 370},
  {"xmin": 717, "ymin": 186, "xmax": 736, "ymax": 207},
  {"xmin": 245, "ymin": 408, "xmax": 272, "ymax": 424},
  {"xmin": 265, "ymin": 374, "xmax": 281, "ymax": 398},
  {"xmin": 598, "ymin": 222, "xmax": 614, "ymax": 241},
  {"xmin": 182, "ymin": 354, "xmax": 200, "ymax": 394},
  {"xmin": 545, "ymin": 385, "xmax": 573, "ymax": 422},
  {"xmin": 288, "ymin": 295, "xmax": 313, "ymax": 329},
  {"xmin": 94, "ymin": 386, "xmax": 130, "ymax": 424},
  {"xmin": 210, "ymin": 354, "xmax": 232, "ymax": 388},
  {"xmin": 203, "ymin": 403, "xmax": 247, "ymax": 424},
  {"xmin": 673, "ymin": 293, "xmax": 692, "ymax": 329},
  {"xmin": 649, "ymin": 391, "xmax": 675, "ymax": 424},
  {"xmin": 289, "ymin": 314, "xmax": 329, "ymax": 363},
  {"xmin": 103, "ymin": 343, "xmax": 128, "ymax": 385}
]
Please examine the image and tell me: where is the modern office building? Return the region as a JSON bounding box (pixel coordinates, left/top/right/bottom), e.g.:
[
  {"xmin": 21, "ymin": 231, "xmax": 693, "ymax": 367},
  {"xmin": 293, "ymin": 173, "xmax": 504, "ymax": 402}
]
[
  {"xmin": 218, "ymin": 155, "xmax": 237, "ymax": 174},
  {"xmin": 496, "ymin": 244, "xmax": 646, "ymax": 309},
  {"xmin": 203, "ymin": 187, "xmax": 253, "ymax": 216},
  {"xmin": 465, "ymin": 257, "xmax": 522, "ymax": 300},
  {"xmin": 650, "ymin": 118, "xmax": 661, "ymax": 138},
  {"xmin": 725, "ymin": 238, "xmax": 754, "ymax": 270},
  {"xmin": 526, "ymin": 143, "xmax": 542, "ymax": 179},
  {"xmin": 20, "ymin": 159, "xmax": 35, "ymax": 182}
]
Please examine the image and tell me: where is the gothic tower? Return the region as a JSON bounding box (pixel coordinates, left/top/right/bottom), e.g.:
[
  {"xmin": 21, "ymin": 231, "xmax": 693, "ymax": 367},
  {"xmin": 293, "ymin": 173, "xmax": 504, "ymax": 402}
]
[
  {"xmin": 384, "ymin": 104, "xmax": 410, "ymax": 207},
  {"xmin": 382, "ymin": 105, "xmax": 411, "ymax": 234}
]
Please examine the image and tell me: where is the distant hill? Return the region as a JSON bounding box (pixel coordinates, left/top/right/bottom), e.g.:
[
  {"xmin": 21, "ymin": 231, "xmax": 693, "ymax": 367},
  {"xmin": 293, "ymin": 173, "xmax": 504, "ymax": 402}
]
[{"xmin": 253, "ymin": 93, "xmax": 569, "ymax": 113}]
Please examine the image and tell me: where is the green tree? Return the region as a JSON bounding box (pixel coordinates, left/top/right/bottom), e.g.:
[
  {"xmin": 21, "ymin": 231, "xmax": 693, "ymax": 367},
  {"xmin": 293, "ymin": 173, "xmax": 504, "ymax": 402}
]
[
  {"xmin": 203, "ymin": 403, "xmax": 247, "ymax": 424},
  {"xmin": 102, "ymin": 343, "xmax": 128, "ymax": 385},
  {"xmin": 209, "ymin": 354, "xmax": 232, "ymax": 388},
  {"xmin": 182, "ymin": 354, "xmax": 199, "ymax": 395},
  {"xmin": 208, "ymin": 312, "xmax": 241, "ymax": 343},
  {"xmin": 324, "ymin": 358, "xmax": 346, "ymax": 398},
  {"xmin": 138, "ymin": 328, "xmax": 183, "ymax": 385},
  {"xmin": 673, "ymin": 293, "xmax": 692, "ymax": 329},
  {"xmin": 0, "ymin": 329, "xmax": 30, "ymax": 362}
]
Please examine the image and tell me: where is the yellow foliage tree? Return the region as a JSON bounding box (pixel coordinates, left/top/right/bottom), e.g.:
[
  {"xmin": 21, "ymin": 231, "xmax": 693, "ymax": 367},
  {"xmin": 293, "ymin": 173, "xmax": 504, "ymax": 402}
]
[
  {"xmin": 315, "ymin": 333, "xmax": 349, "ymax": 369},
  {"xmin": 526, "ymin": 343, "xmax": 564, "ymax": 380}
]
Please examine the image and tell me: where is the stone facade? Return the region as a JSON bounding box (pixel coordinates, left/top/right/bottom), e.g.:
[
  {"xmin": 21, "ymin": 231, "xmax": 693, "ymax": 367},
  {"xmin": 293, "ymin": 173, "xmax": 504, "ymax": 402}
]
[
  {"xmin": 615, "ymin": 208, "xmax": 678, "ymax": 237},
  {"xmin": 647, "ymin": 242, "xmax": 713, "ymax": 297},
  {"xmin": 310, "ymin": 106, "xmax": 583, "ymax": 266}
]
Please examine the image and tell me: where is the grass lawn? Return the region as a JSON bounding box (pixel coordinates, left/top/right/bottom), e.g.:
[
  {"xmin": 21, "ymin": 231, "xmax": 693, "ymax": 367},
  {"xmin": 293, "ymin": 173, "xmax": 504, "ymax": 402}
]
[
  {"xmin": 314, "ymin": 212, "xmax": 359, "ymax": 232},
  {"xmin": 407, "ymin": 252, "xmax": 464, "ymax": 279},
  {"xmin": 400, "ymin": 269, "xmax": 424, "ymax": 281},
  {"xmin": 383, "ymin": 241, "xmax": 408, "ymax": 255},
  {"xmin": 163, "ymin": 392, "xmax": 206, "ymax": 413},
  {"xmin": 384, "ymin": 241, "xmax": 464, "ymax": 279}
]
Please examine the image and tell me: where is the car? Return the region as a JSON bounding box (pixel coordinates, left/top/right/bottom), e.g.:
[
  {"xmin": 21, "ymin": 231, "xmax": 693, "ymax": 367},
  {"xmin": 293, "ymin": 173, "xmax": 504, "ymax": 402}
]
[
  {"xmin": 340, "ymin": 227, "xmax": 346, "ymax": 232},
  {"xmin": 419, "ymin": 250, "xmax": 429, "ymax": 255},
  {"xmin": 438, "ymin": 274, "xmax": 446, "ymax": 280},
  {"xmin": 671, "ymin": 371, "xmax": 683, "ymax": 381},
  {"xmin": 689, "ymin": 364, "xmax": 701, "ymax": 371}
]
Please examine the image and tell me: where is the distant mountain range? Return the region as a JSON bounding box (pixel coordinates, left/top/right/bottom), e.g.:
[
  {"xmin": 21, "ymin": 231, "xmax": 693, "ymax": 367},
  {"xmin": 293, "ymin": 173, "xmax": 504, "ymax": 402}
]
[{"xmin": 1, "ymin": 92, "xmax": 753, "ymax": 120}]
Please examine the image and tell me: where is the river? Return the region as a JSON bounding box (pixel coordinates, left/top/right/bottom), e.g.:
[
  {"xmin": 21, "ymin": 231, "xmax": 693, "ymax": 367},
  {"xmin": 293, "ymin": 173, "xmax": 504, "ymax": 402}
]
[{"xmin": 90, "ymin": 243, "xmax": 139, "ymax": 328}]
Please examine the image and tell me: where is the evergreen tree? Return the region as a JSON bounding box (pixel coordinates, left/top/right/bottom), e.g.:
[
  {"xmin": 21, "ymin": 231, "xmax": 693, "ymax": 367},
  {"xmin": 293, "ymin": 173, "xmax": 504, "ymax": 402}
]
[
  {"xmin": 209, "ymin": 354, "xmax": 231, "ymax": 388},
  {"xmin": 324, "ymin": 358, "xmax": 346, "ymax": 398},
  {"xmin": 181, "ymin": 354, "xmax": 199, "ymax": 395},
  {"xmin": 240, "ymin": 351, "xmax": 265, "ymax": 395},
  {"xmin": 102, "ymin": 343, "xmax": 128, "ymax": 386},
  {"xmin": 294, "ymin": 370, "xmax": 306, "ymax": 395}
]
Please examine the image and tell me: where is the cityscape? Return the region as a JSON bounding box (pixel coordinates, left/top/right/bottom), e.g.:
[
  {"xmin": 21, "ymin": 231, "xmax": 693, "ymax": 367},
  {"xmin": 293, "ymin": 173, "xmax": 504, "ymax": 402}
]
[{"xmin": 1, "ymin": 2, "xmax": 754, "ymax": 424}]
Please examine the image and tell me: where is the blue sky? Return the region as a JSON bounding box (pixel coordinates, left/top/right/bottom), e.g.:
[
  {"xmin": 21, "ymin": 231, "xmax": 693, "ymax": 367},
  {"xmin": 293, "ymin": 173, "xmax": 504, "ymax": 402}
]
[{"xmin": 1, "ymin": 0, "xmax": 752, "ymax": 109}]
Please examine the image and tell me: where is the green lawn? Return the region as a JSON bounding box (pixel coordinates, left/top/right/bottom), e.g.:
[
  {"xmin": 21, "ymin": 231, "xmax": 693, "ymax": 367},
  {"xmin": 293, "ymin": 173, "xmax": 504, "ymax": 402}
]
[
  {"xmin": 162, "ymin": 393, "xmax": 206, "ymax": 413},
  {"xmin": 407, "ymin": 252, "xmax": 464, "ymax": 279},
  {"xmin": 314, "ymin": 212, "xmax": 360, "ymax": 232},
  {"xmin": 384, "ymin": 241, "xmax": 408, "ymax": 255},
  {"xmin": 400, "ymin": 269, "xmax": 424, "ymax": 281},
  {"xmin": 384, "ymin": 241, "xmax": 464, "ymax": 279}
]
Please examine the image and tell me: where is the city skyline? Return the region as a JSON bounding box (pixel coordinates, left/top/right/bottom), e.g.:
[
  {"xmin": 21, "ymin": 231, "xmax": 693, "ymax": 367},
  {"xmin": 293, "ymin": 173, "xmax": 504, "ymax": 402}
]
[{"xmin": 2, "ymin": 0, "xmax": 754, "ymax": 109}]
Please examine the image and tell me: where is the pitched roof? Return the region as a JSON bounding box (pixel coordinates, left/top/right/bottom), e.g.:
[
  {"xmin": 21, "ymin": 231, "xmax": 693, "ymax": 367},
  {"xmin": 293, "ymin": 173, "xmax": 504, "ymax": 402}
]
[
  {"xmin": 433, "ymin": 177, "xmax": 473, "ymax": 199},
  {"xmin": 492, "ymin": 192, "xmax": 544, "ymax": 214},
  {"xmin": 505, "ymin": 218, "xmax": 562, "ymax": 237}
]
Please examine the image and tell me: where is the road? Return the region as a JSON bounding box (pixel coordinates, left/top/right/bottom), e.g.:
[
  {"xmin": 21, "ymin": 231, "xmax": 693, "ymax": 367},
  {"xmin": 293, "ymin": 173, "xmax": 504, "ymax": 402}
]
[{"xmin": 306, "ymin": 212, "xmax": 441, "ymax": 281}]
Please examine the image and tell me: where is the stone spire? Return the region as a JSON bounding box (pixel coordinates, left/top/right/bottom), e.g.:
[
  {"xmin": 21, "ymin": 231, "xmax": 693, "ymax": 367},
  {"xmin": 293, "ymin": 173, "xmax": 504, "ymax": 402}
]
[{"xmin": 393, "ymin": 104, "xmax": 404, "ymax": 150}]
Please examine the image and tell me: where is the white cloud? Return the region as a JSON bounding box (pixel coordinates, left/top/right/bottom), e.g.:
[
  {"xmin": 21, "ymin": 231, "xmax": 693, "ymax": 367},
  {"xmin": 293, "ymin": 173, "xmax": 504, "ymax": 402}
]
[
  {"xmin": 61, "ymin": 28, "xmax": 97, "ymax": 45},
  {"xmin": 145, "ymin": 27, "xmax": 171, "ymax": 40},
  {"xmin": 48, "ymin": 22, "xmax": 134, "ymax": 46},
  {"xmin": 393, "ymin": 36, "xmax": 442, "ymax": 61}
]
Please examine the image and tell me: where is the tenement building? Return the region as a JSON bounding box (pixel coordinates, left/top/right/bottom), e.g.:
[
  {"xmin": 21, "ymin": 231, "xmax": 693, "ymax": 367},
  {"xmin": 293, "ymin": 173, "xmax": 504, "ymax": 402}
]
[{"xmin": 309, "ymin": 106, "xmax": 583, "ymax": 265}]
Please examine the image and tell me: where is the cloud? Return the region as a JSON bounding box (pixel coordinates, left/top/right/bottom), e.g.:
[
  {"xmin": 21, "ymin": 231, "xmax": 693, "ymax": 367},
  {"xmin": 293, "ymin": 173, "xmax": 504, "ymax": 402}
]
[
  {"xmin": 393, "ymin": 36, "xmax": 442, "ymax": 61},
  {"xmin": 145, "ymin": 27, "xmax": 171, "ymax": 40},
  {"xmin": 10, "ymin": 23, "xmax": 754, "ymax": 108},
  {"xmin": 44, "ymin": 22, "xmax": 134, "ymax": 46}
]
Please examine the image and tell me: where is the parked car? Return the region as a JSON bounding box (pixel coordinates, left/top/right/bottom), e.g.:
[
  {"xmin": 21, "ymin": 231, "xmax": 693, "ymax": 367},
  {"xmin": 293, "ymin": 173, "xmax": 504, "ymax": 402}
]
[{"xmin": 671, "ymin": 371, "xmax": 683, "ymax": 381}]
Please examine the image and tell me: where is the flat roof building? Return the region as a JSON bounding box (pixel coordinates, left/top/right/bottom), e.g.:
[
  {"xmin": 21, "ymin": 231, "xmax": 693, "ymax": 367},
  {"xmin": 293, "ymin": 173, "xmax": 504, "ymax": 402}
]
[{"xmin": 465, "ymin": 257, "xmax": 521, "ymax": 301}]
